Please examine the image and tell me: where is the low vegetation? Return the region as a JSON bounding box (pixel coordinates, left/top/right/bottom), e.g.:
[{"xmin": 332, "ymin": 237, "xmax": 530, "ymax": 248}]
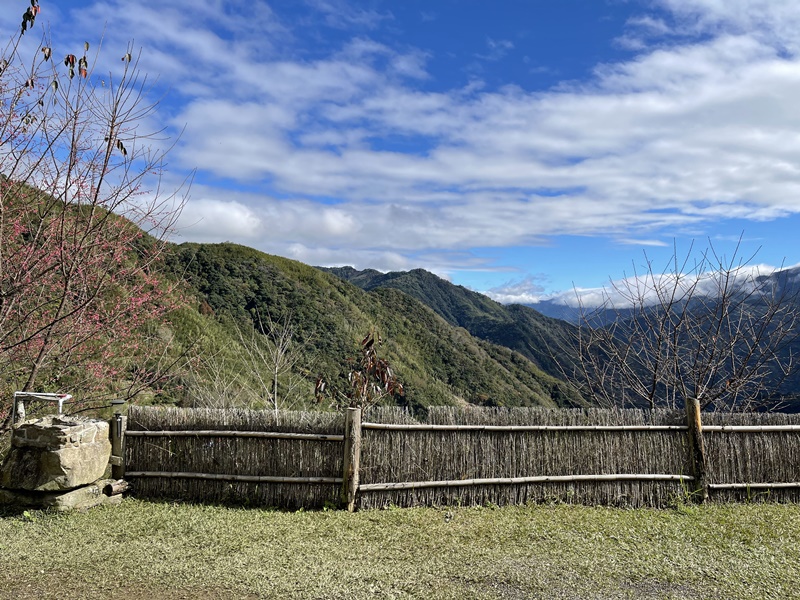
[{"xmin": 0, "ymin": 500, "xmax": 798, "ymax": 599}]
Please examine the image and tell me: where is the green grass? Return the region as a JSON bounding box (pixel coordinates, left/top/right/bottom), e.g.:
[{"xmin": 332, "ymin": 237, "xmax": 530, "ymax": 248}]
[{"xmin": 0, "ymin": 500, "xmax": 798, "ymax": 599}]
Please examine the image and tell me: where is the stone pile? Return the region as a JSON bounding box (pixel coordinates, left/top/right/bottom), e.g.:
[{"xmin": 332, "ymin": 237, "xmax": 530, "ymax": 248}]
[{"xmin": 0, "ymin": 415, "xmax": 119, "ymax": 511}]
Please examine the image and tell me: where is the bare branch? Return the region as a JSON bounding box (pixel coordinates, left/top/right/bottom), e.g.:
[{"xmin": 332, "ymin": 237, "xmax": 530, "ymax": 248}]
[{"xmin": 564, "ymin": 239, "xmax": 800, "ymax": 412}]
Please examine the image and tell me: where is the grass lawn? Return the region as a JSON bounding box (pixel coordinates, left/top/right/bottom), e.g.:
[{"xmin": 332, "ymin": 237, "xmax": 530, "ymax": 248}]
[{"xmin": 0, "ymin": 499, "xmax": 798, "ymax": 599}]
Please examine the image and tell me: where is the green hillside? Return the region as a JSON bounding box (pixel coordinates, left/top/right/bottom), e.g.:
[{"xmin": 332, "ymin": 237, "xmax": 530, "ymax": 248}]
[
  {"xmin": 163, "ymin": 244, "xmax": 584, "ymax": 411},
  {"xmin": 320, "ymin": 266, "xmax": 581, "ymax": 379}
]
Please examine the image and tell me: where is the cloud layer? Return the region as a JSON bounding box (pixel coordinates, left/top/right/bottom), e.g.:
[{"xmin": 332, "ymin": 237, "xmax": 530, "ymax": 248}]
[{"xmin": 37, "ymin": 0, "xmax": 800, "ymax": 279}]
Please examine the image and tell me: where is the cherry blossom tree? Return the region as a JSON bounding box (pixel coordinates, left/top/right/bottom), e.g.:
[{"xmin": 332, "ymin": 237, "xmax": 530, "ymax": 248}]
[{"xmin": 1, "ymin": 1, "xmax": 187, "ymax": 428}]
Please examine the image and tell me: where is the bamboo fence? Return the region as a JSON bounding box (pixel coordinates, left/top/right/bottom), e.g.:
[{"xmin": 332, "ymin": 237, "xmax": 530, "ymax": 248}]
[
  {"xmin": 125, "ymin": 407, "xmax": 344, "ymax": 509},
  {"xmin": 701, "ymin": 411, "xmax": 800, "ymax": 503},
  {"xmin": 358, "ymin": 406, "xmax": 692, "ymax": 509},
  {"xmin": 121, "ymin": 404, "xmax": 800, "ymax": 510}
]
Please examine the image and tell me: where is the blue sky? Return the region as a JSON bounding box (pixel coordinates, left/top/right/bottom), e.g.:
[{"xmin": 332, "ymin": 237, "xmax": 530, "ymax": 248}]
[{"xmin": 9, "ymin": 0, "xmax": 800, "ymax": 305}]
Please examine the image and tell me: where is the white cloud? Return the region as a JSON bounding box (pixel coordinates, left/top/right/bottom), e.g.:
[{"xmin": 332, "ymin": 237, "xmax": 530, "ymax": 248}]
[
  {"xmin": 627, "ymin": 15, "xmax": 674, "ymax": 37},
  {"xmin": 284, "ymin": 244, "xmax": 412, "ymax": 273},
  {"xmin": 25, "ymin": 0, "xmax": 800, "ymax": 278},
  {"xmin": 541, "ymin": 262, "xmax": 799, "ymax": 309},
  {"xmin": 390, "ymin": 51, "xmax": 430, "ymax": 80},
  {"xmin": 177, "ymin": 198, "xmax": 262, "ymax": 242},
  {"xmin": 306, "ymin": 0, "xmax": 393, "ymax": 30},
  {"xmin": 618, "ymin": 238, "xmax": 671, "ymax": 247},
  {"xmin": 655, "ymin": 0, "xmax": 800, "ymax": 51},
  {"xmin": 485, "ymin": 277, "xmax": 548, "ymax": 304},
  {"xmin": 476, "ymin": 38, "xmax": 515, "ymax": 62}
]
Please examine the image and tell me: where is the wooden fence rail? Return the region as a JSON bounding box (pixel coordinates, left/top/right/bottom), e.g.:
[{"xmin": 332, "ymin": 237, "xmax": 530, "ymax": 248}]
[
  {"xmin": 126, "ymin": 471, "xmax": 343, "ymax": 485},
  {"xmin": 125, "ymin": 430, "xmax": 344, "ymax": 441},
  {"xmin": 702, "ymin": 425, "xmax": 800, "ymax": 432},
  {"xmin": 119, "ymin": 404, "xmax": 800, "ymax": 510},
  {"xmin": 362, "ymin": 423, "xmax": 689, "ymax": 432},
  {"xmin": 359, "ymin": 473, "xmax": 694, "ymax": 492}
]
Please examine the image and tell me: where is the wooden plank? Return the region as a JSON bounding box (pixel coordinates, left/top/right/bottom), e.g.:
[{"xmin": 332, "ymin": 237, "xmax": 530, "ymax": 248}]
[
  {"xmin": 361, "ymin": 423, "xmax": 688, "ymax": 432},
  {"xmin": 702, "ymin": 425, "xmax": 800, "ymax": 433},
  {"xmin": 126, "ymin": 471, "xmax": 343, "ymax": 484},
  {"xmin": 709, "ymin": 482, "xmax": 800, "ymax": 490},
  {"xmin": 124, "ymin": 430, "xmax": 344, "ymax": 441},
  {"xmin": 358, "ymin": 473, "xmax": 694, "ymax": 492}
]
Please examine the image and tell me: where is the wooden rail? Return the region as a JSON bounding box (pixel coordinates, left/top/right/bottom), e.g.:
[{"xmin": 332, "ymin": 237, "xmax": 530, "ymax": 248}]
[
  {"xmin": 362, "ymin": 423, "xmax": 688, "ymax": 432},
  {"xmin": 126, "ymin": 471, "xmax": 343, "ymax": 484},
  {"xmin": 708, "ymin": 482, "xmax": 800, "ymax": 490},
  {"xmin": 125, "ymin": 430, "xmax": 344, "ymax": 441},
  {"xmin": 702, "ymin": 425, "xmax": 800, "ymax": 433},
  {"xmin": 359, "ymin": 474, "xmax": 694, "ymax": 492}
]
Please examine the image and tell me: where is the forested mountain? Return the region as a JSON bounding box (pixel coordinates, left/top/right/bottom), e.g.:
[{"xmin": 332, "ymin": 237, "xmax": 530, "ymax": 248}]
[
  {"xmin": 319, "ymin": 266, "xmax": 581, "ymax": 380},
  {"xmin": 162, "ymin": 244, "xmax": 584, "ymax": 411},
  {"xmin": 523, "ymin": 300, "xmax": 584, "ymax": 324}
]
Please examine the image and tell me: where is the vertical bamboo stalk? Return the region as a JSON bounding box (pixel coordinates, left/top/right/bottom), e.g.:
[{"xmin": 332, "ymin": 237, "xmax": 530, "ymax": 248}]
[
  {"xmin": 110, "ymin": 401, "xmax": 127, "ymax": 480},
  {"xmin": 685, "ymin": 398, "xmax": 708, "ymax": 502},
  {"xmin": 341, "ymin": 406, "xmax": 362, "ymax": 512}
]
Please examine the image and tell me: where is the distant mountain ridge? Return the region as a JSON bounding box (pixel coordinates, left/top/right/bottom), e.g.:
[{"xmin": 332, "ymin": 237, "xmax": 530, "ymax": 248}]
[
  {"xmin": 528, "ymin": 265, "xmax": 800, "ymax": 325},
  {"xmin": 530, "ymin": 265, "xmax": 800, "ymax": 411},
  {"xmin": 523, "ymin": 300, "xmax": 584, "ymax": 324},
  {"xmin": 319, "ymin": 266, "xmax": 581, "ymax": 381}
]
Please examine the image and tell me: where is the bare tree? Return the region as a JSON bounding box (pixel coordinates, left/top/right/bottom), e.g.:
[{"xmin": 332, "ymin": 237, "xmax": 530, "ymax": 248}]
[
  {"xmin": 238, "ymin": 311, "xmax": 311, "ymax": 417},
  {"xmin": 185, "ymin": 343, "xmax": 258, "ymax": 410},
  {"xmin": 184, "ymin": 313, "xmax": 312, "ymax": 415},
  {"xmin": 566, "ymin": 241, "xmax": 800, "ymax": 411}
]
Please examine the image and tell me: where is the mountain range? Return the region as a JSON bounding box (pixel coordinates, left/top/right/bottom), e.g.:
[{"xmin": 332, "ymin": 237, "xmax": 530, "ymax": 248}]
[
  {"xmin": 156, "ymin": 247, "xmax": 800, "ymax": 413},
  {"xmin": 321, "ymin": 264, "xmax": 800, "ymax": 412},
  {"xmin": 11, "ymin": 211, "xmax": 798, "ymax": 414},
  {"xmin": 319, "ymin": 266, "xmax": 580, "ymax": 380},
  {"xmin": 161, "ymin": 244, "xmax": 585, "ymax": 412},
  {"xmin": 8, "ymin": 178, "xmax": 798, "ymax": 417}
]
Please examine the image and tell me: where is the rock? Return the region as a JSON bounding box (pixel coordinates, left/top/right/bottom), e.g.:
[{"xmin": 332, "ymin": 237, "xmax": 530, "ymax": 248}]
[
  {"xmin": 0, "ymin": 416, "xmax": 111, "ymax": 491},
  {"xmin": 0, "ymin": 479, "xmax": 122, "ymax": 511}
]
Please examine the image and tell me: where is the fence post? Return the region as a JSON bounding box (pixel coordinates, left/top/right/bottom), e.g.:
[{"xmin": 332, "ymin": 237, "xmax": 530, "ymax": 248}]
[
  {"xmin": 110, "ymin": 400, "xmax": 127, "ymax": 480},
  {"xmin": 685, "ymin": 398, "xmax": 708, "ymax": 502},
  {"xmin": 12, "ymin": 392, "xmax": 25, "ymax": 425},
  {"xmin": 341, "ymin": 406, "xmax": 362, "ymax": 512}
]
